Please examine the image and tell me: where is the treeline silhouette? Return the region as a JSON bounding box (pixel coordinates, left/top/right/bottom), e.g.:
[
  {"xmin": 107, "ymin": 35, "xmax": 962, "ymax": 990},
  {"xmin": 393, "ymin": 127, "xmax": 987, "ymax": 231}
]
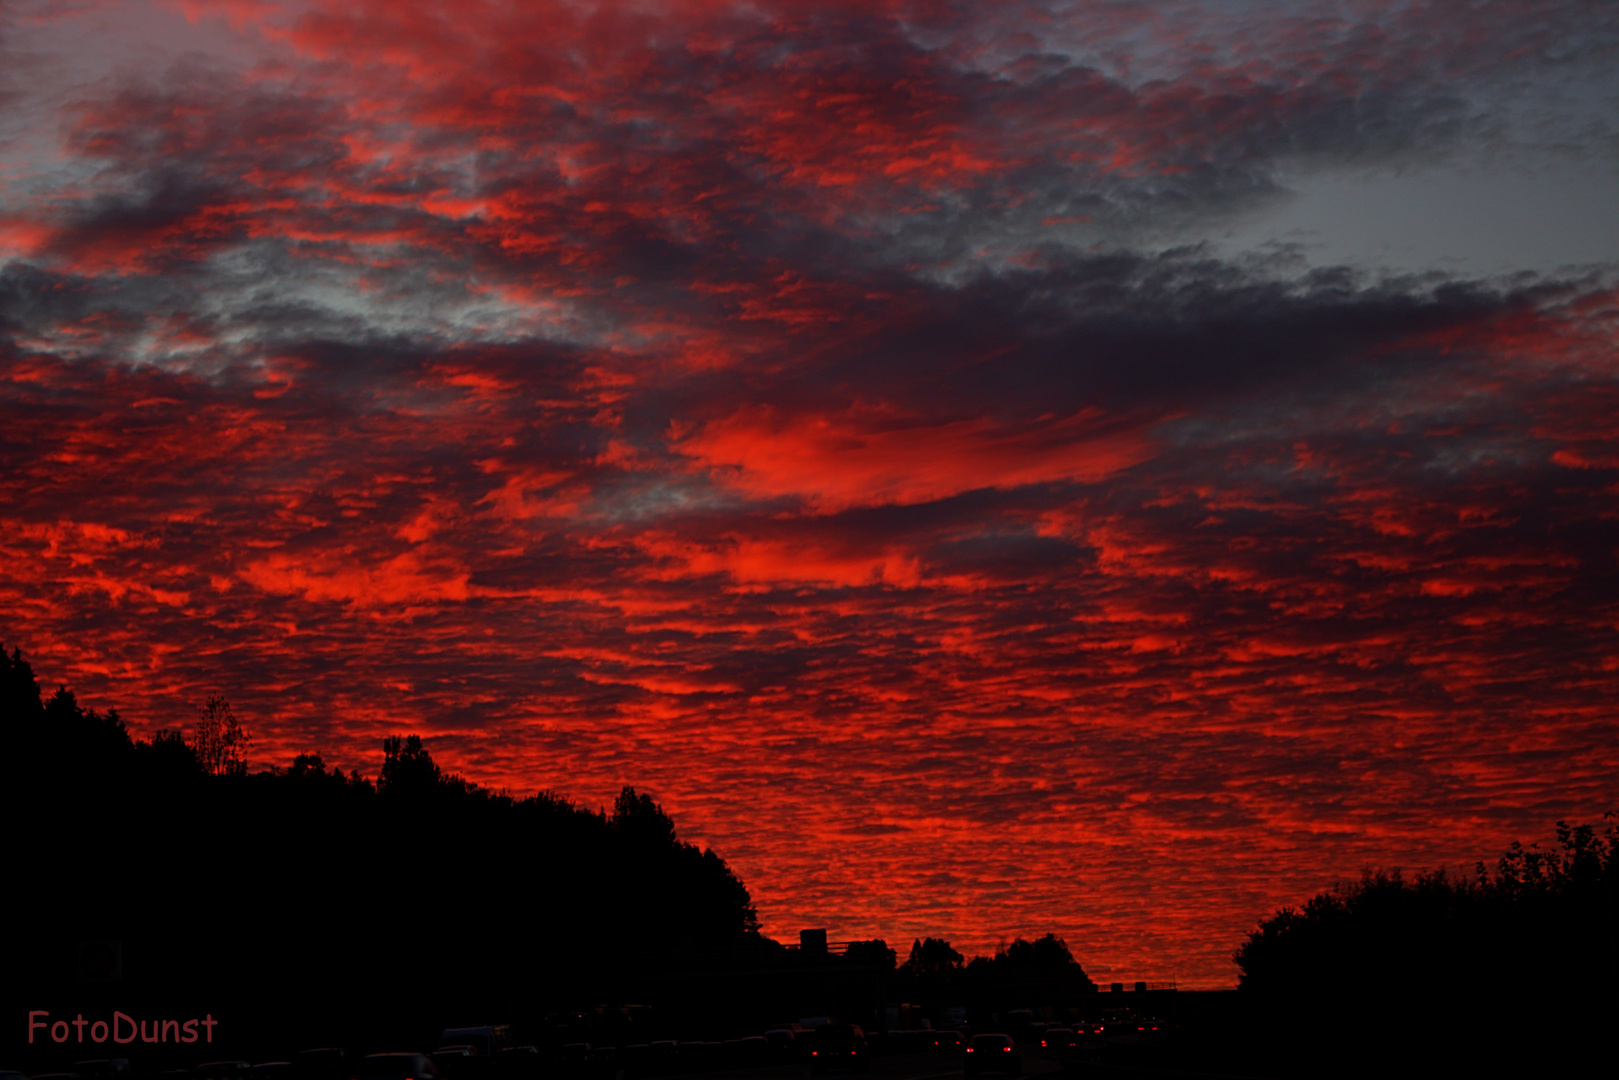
[
  {"xmin": 847, "ymin": 933, "xmax": 1093, "ymax": 984},
  {"xmin": 1, "ymin": 645, "xmax": 759, "ymax": 1052},
  {"xmin": 1232, "ymin": 817, "xmax": 1616, "ymax": 1074},
  {"xmin": 832, "ymin": 934, "xmax": 1098, "ymax": 1026},
  {"xmin": 853, "ymin": 935, "xmax": 1097, "ymax": 996},
  {"xmin": 3, "ymin": 644, "xmax": 1109, "ymax": 1064}
]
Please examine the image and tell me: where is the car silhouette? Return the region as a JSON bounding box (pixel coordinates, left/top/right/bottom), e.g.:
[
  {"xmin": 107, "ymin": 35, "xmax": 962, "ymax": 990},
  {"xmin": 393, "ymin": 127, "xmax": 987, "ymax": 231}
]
[
  {"xmin": 296, "ymin": 1048, "xmax": 347, "ymax": 1080},
  {"xmin": 428, "ymin": 1049, "xmax": 477, "ymax": 1080},
  {"xmin": 807, "ymin": 1024, "xmax": 868, "ymax": 1073},
  {"xmin": 357, "ymin": 1056, "xmax": 439, "ymax": 1080},
  {"xmin": 73, "ymin": 1061, "xmax": 132, "ymax": 1080},
  {"xmin": 963, "ymin": 1034, "xmax": 1021, "ymax": 1076},
  {"xmin": 1038, "ymin": 1029, "xmax": 1075, "ymax": 1056}
]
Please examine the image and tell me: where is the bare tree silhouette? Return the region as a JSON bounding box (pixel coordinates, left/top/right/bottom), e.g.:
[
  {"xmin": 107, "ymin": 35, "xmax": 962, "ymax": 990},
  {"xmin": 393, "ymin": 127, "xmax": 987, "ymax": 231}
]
[{"xmin": 192, "ymin": 695, "xmax": 252, "ymax": 775}]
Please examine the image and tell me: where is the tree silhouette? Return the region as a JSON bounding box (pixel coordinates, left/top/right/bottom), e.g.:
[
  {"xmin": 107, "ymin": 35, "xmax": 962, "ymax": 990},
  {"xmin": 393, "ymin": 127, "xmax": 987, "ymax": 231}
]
[
  {"xmin": 611, "ymin": 785, "xmax": 679, "ymax": 847},
  {"xmin": 289, "ymin": 752, "xmax": 326, "ymax": 776},
  {"xmin": 973, "ymin": 933, "xmax": 1089, "ymax": 976},
  {"xmin": 605, "ymin": 784, "xmax": 761, "ymax": 940},
  {"xmin": 845, "ymin": 939, "xmax": 897, "ymax": 970},
  {"xmin": 1232, "ymin": 817, "xmax": 1617, "ymax": 1074},
  {"xmin": 145, "ymin": 726, "xmax": 202, "ymax": 777},
  {"xmin": 902, "ymin": 936, "xmax": 964, "ymax": 977},
  {"xmin": 1, "ymin": 644, "xmax": 43, "ymax": 724},
  {"xmin": 0, "ymin": 643, "xmax": 790, "ymax": 1050},
  {"xmin": 379, "ymin": 733, "xmax": 442, "ymax": 793},
  {"xmin": 961, "ymin": 933, "xmax": 1097, "ymax": 1003},
  {"xmin": 193, "ymin": 695, "xmax": 252, "ymax": 775}
]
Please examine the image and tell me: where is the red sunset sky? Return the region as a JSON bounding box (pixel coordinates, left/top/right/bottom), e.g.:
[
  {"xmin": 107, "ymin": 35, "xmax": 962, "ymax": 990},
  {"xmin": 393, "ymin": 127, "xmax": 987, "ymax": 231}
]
[{"xmin": 2, "ymin": 0, "xmax": 1617, "ymax": 988}]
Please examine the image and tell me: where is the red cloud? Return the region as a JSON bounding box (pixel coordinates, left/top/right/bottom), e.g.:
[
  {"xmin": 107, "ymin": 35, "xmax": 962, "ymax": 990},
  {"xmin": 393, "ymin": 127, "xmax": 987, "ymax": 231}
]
[{"xmin": 677, "ymin": 403, "xmax": 1157, "ymax": 511}]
